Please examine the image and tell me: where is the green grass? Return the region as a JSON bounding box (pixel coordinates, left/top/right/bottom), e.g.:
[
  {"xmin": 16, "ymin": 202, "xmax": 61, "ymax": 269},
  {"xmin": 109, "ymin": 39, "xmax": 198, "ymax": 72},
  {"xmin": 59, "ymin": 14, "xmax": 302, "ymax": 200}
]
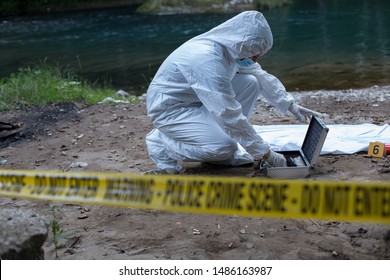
[
  {"xmin": 49, "ymin": 205, "xmax": 64, "ymax": 260},
  {"xmin": 0, "ymin": 63, "xmax": 136, "ymax": 112}
]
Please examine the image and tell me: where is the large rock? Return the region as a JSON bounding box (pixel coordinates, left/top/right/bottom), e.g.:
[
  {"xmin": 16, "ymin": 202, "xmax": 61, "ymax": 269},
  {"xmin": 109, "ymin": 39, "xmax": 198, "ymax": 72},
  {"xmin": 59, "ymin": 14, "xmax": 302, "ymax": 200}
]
[
  {"xmin": 136, "ymin": 0, "xmax": 290, "ymax": 14},
  {"xmin": 0, "ymin": 208, "xmax": 48, "ymax": 260},
  {"xmin": 137, "ymin": 0, "xmax": 255, "ymax": 14}
]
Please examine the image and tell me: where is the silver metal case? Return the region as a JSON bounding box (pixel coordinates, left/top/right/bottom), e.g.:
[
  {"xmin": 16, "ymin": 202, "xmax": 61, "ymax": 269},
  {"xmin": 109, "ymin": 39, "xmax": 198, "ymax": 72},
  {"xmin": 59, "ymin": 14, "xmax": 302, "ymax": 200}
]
[{"xmin": 265, "ymin": 116, "xmax": 329, "ymax": 178}]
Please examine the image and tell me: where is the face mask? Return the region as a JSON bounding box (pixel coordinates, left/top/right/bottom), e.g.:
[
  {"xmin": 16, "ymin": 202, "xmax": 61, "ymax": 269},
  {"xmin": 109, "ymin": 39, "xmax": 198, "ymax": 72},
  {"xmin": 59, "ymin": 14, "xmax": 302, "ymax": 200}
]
[{"xmin": 236, "ymin": 58, "xmax": 254, "ymax": 67}]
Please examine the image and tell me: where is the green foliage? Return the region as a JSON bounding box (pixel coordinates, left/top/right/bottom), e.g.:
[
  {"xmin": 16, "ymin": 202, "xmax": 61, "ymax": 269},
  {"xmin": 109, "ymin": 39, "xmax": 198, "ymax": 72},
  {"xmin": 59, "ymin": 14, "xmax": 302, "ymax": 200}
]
[
  {"xmin": 50, "ymin": 206, "xmax": 64, "ymax": 260},
  {"xmin": 256, "ymin": 0, "xmax": 291, "ymax": 9},
  {"xmin": 0, "ymin": 0, "xmax": 291, "ymax": 16},
  {"xmin": 0, "ymin": 62, "xmax": 122, "ymax": 112},
  {"xmin": 0, "ymin": 0, "xmax": 19, "ymax": 15},
  {"xmin": 0, "ymin": 0, "xmax": 145, "ymax": 16}
]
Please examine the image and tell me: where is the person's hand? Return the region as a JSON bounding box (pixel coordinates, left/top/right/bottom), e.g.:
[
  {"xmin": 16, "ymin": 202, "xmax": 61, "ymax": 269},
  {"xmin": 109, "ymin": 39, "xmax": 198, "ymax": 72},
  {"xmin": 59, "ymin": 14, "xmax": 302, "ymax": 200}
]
[
  {"xmin": 263, "ymin": 150, "xmax": 287, "ymax": 167},
  {"xmin": 288, "ymin": 102, "xmax": 324, "ymax": 123}
]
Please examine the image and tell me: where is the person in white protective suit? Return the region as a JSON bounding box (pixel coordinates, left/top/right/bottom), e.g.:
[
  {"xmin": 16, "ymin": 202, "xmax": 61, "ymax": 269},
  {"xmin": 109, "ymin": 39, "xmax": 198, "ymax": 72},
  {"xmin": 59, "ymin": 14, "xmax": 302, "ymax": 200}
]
[{"xmin": 145, "ymin": 11, "xmax": 323, "ymax": 174}]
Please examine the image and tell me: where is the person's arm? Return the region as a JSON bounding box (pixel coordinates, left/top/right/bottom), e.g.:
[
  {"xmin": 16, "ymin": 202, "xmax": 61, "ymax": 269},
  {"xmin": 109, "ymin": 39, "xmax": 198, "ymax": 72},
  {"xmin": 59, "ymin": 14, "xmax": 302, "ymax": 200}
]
[
  {"xmin": 238, "ymin": 62, "xmax": 293, "ymax": 113},
  {"xmin": 238, "ymin": 63, "xmax": 324, "ymax": 122}
]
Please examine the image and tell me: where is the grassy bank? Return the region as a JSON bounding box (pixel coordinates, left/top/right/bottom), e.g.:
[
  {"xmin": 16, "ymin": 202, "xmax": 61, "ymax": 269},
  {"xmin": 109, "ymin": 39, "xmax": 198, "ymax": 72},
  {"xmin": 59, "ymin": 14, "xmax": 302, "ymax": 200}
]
[{"xmin": 0, "ymin": 63, "xmax": 135, "ymax": 112}]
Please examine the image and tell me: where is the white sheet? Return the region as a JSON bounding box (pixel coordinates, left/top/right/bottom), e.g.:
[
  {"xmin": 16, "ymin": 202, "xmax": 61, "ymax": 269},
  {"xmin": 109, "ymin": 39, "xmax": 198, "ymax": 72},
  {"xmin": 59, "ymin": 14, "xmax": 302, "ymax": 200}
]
[{"xmin": 254, "ymin": 123, "xmax": 390, "ymax": 155}]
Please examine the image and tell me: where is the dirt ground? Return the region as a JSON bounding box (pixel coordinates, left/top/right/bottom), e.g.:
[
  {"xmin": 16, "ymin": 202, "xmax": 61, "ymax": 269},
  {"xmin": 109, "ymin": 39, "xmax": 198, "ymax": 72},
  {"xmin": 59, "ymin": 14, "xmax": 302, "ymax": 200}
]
[{"xmin": 1, "ymin": 85, "xmax": 390, "ymax": 260}]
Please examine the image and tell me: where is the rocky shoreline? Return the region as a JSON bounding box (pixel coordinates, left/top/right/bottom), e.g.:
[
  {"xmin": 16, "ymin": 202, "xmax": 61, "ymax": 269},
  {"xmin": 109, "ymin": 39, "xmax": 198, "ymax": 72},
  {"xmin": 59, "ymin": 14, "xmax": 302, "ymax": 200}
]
[
  {"xmin": 1, "ymin": 0, "xmax": 290, "ymax": 17},
  {"xmin": 293, "ymin": 85, "xmax": 390, "ymax": 104},
  {"xmin": 0, "ymin": 84, "xmax": 389, "ymax": 260}
]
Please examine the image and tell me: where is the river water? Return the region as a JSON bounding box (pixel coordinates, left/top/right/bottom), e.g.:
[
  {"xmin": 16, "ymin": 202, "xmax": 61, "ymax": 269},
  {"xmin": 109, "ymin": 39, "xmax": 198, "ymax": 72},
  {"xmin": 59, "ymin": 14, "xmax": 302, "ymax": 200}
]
[{"xmin": 1, "ymin": 0, "xmax": 389, "ymax": 91}]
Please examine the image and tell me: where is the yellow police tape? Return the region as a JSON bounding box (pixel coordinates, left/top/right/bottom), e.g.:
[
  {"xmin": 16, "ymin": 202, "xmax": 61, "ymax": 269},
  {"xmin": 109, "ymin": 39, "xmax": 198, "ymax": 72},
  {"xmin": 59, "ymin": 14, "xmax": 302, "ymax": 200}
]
[{"xmin": 0, "ymin": 169, "xmax": 389, "ymax": 223}]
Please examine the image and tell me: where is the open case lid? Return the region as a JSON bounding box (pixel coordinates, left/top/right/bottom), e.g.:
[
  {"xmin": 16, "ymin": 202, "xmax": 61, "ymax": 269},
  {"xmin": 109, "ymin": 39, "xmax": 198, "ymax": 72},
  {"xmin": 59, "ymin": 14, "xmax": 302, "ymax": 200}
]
[{"xmin": 301, "ymin": 116, "xmax": 329, "ymax": 165}]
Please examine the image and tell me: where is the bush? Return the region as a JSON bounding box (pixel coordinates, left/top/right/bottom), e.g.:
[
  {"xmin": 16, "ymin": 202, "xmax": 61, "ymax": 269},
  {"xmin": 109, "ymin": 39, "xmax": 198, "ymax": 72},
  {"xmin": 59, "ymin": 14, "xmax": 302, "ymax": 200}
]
[{"xmin": 0, "ymin": 63, "xmax": 123, "ymax": 111}]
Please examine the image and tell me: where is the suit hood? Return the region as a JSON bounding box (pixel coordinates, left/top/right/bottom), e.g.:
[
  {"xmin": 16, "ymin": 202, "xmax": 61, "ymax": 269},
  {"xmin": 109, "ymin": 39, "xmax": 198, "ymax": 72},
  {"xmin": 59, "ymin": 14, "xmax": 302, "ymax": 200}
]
[{"xmin": 189, "ymin": 11, "xmax": 273, "ymax": 59}]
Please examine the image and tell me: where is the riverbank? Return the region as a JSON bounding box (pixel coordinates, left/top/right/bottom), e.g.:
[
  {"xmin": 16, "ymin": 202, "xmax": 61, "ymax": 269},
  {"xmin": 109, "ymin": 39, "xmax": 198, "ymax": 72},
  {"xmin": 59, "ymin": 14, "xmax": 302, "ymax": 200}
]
[
  {"xmin": 0, "ymin": 0, "xmax": 290, "ymax": 17},
  {"xmin": 0, "ymin": 0, "xmax": 143, "ymax": 16},
  {"xmin": 136, "ymin": 0, "xmax": 290, "ymax": 15},
  {"xmin": 1, "ymin": 85, "xmax": 389, "ymax": 260},
  {"xmin": 0, "ymin": 64, "xmax": 130, "ymax": 112}
]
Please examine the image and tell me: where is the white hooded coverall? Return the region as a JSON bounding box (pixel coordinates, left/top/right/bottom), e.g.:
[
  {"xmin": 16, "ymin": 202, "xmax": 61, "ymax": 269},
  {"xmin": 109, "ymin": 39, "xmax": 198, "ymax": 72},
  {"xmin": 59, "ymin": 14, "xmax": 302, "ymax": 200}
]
[{"xmin": 146, "ymin": 11, "xmax": 295, "ymax": 171}]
